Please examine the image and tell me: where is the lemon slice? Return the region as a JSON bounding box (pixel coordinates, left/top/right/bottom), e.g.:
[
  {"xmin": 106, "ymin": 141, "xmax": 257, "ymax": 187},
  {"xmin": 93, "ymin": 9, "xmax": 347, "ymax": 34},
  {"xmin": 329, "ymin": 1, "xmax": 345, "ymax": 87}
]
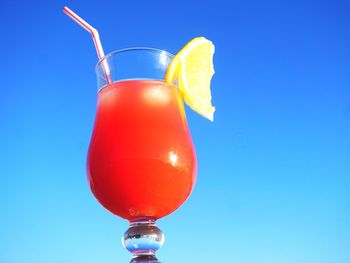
[{"xmin": 165, "ymin": 37, "xmax": 215, "ymax": 121}]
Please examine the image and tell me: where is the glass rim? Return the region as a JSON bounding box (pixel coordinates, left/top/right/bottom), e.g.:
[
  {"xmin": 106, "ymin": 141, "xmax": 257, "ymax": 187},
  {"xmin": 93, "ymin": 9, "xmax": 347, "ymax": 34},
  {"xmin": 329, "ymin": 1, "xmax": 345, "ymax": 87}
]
[{"xmin": 96, "ymin": 47, "xmax": 175, "ymax": 71}]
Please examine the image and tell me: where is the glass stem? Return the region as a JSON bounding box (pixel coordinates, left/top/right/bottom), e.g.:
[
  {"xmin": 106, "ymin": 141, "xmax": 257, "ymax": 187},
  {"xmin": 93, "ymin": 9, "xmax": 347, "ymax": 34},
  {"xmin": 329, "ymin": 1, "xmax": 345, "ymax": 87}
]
[{"xmin": 122, "ymin": 218, "xmax": 164, "ymax": 262}]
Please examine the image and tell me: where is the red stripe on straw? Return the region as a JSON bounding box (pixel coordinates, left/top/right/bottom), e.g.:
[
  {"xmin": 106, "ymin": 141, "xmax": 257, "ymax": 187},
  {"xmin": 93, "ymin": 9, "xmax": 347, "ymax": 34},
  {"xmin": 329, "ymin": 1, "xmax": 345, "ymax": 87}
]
[{"xmin": 63, "ymin": 6, "xmax": 111, "ymax": 84}]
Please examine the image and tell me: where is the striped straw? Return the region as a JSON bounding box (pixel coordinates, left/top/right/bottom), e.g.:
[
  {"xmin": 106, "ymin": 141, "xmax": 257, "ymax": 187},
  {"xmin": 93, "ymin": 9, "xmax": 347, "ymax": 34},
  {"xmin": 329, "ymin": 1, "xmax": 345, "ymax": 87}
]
[{"xmin": 63, "ymin": 6, "xmax": 111, "ymax": 84}]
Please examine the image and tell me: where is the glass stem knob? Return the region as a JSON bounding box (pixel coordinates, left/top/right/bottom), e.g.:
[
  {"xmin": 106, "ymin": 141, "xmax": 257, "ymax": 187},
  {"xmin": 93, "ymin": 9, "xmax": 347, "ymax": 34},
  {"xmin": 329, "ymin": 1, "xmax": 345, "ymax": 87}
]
[{"xmin": 122, "ymin": 218, "xmax": 164, "ymax": 262}]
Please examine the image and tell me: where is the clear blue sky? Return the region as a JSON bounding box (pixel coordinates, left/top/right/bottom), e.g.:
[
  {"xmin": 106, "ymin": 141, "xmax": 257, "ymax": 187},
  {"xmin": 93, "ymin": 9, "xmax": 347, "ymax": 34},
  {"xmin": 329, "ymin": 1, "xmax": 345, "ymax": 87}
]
[{"xmin": 1, "ymin": 0, "xmax": 350, "ymax": 262}]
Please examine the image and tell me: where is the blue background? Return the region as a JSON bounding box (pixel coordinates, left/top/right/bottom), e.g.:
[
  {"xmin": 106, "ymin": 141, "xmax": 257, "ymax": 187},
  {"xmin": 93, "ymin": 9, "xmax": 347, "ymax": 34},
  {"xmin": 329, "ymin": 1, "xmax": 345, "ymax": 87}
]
[{"xmin": 1, "ymin": 0, "xmax": 350, "ymax": 262}]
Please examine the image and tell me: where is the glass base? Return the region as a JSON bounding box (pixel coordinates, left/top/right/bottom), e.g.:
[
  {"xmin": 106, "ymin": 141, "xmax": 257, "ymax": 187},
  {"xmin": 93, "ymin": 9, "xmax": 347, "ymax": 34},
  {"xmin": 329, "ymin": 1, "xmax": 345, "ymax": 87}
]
[
  {"xmin": 130, "ymin": 255, "xmax": 161, "ymax": 263},
  {"xmin": 122, "ymin": 218, "xmax": 164, "ymax": 262}
]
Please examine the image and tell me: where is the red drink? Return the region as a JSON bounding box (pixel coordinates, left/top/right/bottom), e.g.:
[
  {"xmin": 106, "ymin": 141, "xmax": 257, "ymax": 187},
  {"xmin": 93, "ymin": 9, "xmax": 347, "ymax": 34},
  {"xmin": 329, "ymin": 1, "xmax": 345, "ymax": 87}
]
[{"xmin": 87, "ymin": 80, "xmax": 197, "ymax": 220}]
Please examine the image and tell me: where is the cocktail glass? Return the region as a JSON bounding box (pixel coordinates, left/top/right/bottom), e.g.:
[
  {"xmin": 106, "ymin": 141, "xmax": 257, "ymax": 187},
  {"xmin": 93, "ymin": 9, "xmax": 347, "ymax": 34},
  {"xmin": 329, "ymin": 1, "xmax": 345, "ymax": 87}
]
[{"xmin": 87, "ymin": 48, "xmax": 197, "ymax": 262}]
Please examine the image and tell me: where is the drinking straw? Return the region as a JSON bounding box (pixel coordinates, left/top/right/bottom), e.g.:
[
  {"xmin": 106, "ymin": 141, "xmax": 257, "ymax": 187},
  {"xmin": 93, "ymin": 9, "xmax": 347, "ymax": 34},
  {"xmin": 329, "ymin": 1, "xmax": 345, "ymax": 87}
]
[{"xmin": 63, "ymin": 6, "xmax": 111, "ymax": 83}]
